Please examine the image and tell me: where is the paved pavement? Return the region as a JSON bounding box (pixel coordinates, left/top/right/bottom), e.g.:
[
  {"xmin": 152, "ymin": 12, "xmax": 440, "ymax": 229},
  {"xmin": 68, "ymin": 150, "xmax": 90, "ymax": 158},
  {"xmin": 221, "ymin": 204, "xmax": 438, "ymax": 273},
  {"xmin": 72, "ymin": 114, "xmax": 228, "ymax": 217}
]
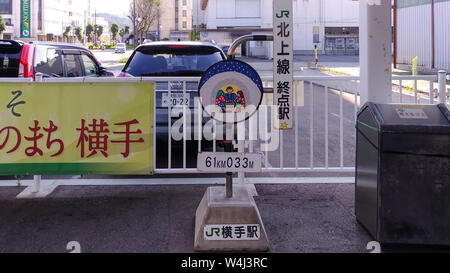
[
  {"xmin": 2, "ymin": 182, "xmax": 448, "ymax": 253},
  {"xmin": 0, "ymin": 183, "xmax": 373, "ymax": 253}
]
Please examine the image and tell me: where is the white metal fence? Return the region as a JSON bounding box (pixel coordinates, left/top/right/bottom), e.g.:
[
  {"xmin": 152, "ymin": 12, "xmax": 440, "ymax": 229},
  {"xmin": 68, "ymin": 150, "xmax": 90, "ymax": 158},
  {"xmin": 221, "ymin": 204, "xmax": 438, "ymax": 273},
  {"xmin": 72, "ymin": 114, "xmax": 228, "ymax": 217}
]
[
  {"xmin": 151, "ymin": 73, "xmax": 448, "ymax": 175},
  {"xmin": 1, "ymin": 73, "xmax": 448, "ymax": 179}
]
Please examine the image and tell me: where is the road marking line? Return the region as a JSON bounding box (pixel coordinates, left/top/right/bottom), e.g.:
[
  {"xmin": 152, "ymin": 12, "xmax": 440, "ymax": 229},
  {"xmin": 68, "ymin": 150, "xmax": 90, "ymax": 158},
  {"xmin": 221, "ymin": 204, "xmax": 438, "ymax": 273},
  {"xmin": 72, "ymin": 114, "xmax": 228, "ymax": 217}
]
[{"xmin": 330, "ymin": 112, "xmax": 354, "ymax": 125}]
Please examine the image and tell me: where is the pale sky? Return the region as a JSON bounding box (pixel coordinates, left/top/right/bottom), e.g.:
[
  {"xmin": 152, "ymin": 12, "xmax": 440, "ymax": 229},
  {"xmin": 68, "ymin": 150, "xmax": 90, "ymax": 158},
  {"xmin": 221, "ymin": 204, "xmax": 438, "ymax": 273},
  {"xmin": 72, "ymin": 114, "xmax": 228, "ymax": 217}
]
[{"xmin": 91, "ymin": 0, "xmax": 132, "ymax": 16}]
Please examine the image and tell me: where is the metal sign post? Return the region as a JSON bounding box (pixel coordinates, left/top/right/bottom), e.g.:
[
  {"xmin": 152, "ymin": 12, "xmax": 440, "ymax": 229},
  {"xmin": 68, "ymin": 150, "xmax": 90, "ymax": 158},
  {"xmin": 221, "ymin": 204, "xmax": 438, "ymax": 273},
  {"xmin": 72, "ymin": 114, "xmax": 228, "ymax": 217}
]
[{"xmin": 194, "ymin": 60, "xmax": 269, "ymax": 251}]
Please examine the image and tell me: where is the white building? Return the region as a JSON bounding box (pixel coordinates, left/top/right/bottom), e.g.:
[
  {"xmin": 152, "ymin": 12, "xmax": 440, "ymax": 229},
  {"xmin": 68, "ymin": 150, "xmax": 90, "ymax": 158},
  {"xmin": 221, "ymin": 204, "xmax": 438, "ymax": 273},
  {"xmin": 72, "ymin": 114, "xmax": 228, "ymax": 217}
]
[
  {"xmin": 0, "ymin": 0, "xmax": 90, "ymax": 41},
  {"xmin": 395, "ymin": 0, "xmax": 450, "ymax": 72},
  {"xmin": 199, "ymin": 0, "xmax": 360, "ymax": 58},
  {"xmin": 191, "ymin": 0, "xmax": 207, "ymax": 27}
]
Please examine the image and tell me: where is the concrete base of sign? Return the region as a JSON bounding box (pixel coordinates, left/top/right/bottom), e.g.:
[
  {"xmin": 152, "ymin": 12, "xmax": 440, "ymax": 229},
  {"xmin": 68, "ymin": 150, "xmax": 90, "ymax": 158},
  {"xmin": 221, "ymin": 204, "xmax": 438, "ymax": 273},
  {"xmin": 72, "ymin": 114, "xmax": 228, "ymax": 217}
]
[
  {"xmin": 194, "ymin": 186, "xmax": 269, "ymax": 252},
  {"xmin": 16, "ymin": 180, "xmax": 59, "ymax": 199}
]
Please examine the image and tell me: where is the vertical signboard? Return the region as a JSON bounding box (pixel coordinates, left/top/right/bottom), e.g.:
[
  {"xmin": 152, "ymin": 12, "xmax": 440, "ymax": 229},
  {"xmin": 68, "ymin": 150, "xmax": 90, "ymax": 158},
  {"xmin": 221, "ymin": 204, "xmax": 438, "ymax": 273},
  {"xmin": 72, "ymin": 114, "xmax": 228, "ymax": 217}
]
[
  {"xmin": 21, "ymin": 0, "xmax": 31, "ymax": 38},
  {"xmin": 273, "ymin": 0, "xmax": 294, "ymax": 130}
]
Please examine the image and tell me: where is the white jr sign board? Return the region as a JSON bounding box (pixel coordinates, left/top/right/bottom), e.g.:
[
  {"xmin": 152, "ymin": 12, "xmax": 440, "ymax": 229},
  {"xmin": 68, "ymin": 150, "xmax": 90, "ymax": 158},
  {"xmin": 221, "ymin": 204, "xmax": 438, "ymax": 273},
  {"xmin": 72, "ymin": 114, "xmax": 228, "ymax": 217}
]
[
  {"xmin": 204, "ymin": 224, "xmax": 261, "ymax": 241},
  {"xmin": 197, "ymin": 152, "xmax": 263, "ymax": 173},
  {"xmin": 273, "ymin": 0, "xmax": 294, "ymax": 130}
]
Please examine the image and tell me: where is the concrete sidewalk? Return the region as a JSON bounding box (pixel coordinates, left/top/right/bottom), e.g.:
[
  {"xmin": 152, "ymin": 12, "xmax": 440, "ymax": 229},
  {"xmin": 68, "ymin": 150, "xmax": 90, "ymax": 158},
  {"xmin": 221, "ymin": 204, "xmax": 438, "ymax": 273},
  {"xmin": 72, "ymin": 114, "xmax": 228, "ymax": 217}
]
[{"xmin": 0, "ymin": 183, "xmax": 372, "ymax": 253}]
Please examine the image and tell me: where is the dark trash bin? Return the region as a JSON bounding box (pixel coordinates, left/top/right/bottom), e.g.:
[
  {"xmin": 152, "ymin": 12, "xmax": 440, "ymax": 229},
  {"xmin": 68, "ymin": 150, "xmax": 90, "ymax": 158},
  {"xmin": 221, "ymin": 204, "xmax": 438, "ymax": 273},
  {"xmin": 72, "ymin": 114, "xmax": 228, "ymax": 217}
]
[{"xmin": 355, "ymin": 102, "xmax": 450, "ymax": 246}]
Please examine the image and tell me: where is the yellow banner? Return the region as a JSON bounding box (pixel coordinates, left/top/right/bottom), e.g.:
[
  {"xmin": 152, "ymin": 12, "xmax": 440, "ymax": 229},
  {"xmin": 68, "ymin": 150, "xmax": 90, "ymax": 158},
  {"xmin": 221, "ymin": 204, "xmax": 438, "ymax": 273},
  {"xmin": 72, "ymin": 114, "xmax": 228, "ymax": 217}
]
[{"xmin": 0, "ymin": 82, "xmax": 154, "ymax": 175}]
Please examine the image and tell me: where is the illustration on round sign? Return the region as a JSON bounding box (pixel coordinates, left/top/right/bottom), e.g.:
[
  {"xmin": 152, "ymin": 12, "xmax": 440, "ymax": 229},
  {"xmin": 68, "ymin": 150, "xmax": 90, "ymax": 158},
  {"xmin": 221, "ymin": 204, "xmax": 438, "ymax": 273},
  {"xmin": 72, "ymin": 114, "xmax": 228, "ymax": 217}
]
[
  {"xmin": 198, "ymin": 60, "xmax": 263, "ymax": 124},
  {"xmin": 215, "ymin": 84, "xmax": 247, "ymax": 113}
]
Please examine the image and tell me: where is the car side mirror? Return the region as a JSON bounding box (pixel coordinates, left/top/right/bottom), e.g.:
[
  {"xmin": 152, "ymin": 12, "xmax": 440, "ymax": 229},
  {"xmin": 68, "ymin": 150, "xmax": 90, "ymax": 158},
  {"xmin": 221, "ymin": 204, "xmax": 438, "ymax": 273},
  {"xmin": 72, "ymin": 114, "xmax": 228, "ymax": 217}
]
[{"xmin": 98, "ymin": 66, "xmax": 114, "ymax": 77}]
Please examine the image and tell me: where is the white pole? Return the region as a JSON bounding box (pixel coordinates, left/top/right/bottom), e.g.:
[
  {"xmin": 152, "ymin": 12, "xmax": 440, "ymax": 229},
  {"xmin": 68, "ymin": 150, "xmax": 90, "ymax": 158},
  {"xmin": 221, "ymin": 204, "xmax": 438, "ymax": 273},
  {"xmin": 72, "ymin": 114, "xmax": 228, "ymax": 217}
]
[
  {"xmin": 438, "ymin": 70, "xmax": 447, "ymax": 104},
  {"xmin": 360, "ymin": 0, "xmax": 393, "ymax": 104},
  {"xmin": 237, "ymin": 121, "xmax": 245, "ymax": 187},
  {"xmin": 33, "ymin": 72, "xmax": 43, "ymax": 194}
]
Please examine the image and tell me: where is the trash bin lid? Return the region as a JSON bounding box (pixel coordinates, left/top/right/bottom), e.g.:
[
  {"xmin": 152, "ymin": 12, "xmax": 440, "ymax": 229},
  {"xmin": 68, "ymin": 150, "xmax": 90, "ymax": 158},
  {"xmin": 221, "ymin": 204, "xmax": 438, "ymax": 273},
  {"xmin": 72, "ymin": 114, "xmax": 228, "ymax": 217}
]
[
  {"xmin": 375, "ymin": 103, "xmax": 450, "ymax": 134},
  {"xmin": 358, "ymin": 103, "xmax": 450, "ymax": 156}
]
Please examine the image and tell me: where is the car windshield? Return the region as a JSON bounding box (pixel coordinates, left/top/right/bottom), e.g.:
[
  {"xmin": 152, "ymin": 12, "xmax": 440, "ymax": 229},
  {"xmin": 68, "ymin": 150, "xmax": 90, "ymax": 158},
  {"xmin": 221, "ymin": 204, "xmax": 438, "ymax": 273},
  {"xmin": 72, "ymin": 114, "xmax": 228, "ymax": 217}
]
[
  {"xmin": 0, "ymin": 41, "xmax": 22, "ymax": 77},
  {"xmin": 124, "ymin": 45, "xmax": 224, "ymax": 77}
]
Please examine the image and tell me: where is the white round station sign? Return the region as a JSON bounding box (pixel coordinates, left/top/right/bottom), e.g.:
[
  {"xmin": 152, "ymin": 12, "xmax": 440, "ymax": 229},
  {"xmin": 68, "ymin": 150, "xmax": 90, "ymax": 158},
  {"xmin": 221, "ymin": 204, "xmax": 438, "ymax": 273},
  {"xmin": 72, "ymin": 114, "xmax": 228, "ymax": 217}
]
[{"xmin": 198, "ymin": 60, "xmax": 263, "ymax": 124}]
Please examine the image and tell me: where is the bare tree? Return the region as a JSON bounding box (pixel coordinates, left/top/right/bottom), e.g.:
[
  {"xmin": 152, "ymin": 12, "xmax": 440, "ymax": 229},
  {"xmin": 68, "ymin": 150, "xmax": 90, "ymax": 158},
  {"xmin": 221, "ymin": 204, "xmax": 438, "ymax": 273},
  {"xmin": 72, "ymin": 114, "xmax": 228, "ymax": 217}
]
[{"xmin": 129, "ymin": 0, "xmax": 160, "ymax": 47}]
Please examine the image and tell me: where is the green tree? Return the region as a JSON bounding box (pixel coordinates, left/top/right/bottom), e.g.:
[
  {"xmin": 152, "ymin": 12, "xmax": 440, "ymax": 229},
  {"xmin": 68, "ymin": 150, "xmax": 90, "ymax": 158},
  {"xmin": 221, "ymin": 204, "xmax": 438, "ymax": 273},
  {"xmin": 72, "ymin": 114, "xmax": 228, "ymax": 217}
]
[
  {"xmin": 86, "ymin": 23, "xmax": 94, "ymax": 42},
  {"xmin": 110, "ymin": 23, "xmax": 119, "ymax": 42},
  {"xmin": 74, "ymin": 27, "xmax": 83, "ymax": 43},
  {"xmin": 0, "ymin": 16, "xmax": 6, "ymax": 37},
  {"xmin": 63, "ymin": 26, "xmax": 71, "ymax": 40},
  {"xmin": 120, "ymin": 26, "xmax": 130, "ymax": 39},
  {"xmin": 94, "ymin": 25, "xmax": 103, "ymax": 41}
]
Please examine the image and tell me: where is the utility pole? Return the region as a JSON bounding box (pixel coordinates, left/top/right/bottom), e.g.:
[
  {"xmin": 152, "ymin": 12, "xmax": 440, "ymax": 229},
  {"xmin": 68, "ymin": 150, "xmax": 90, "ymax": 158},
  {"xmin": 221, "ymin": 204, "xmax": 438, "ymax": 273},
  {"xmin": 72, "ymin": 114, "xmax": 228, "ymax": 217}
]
[
  {"xmin": 95, "ymin": 9, "xmax": 97, "ymax": 43},
  {"xmin": 133, "ymin": 0, "xmax": 137, "ymax": 48}
]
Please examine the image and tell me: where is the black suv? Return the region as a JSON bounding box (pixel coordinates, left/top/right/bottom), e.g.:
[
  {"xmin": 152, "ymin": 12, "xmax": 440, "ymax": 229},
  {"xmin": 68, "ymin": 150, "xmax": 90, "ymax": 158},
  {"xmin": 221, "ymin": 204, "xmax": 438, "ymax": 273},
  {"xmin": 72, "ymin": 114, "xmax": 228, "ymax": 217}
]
[
  {"xmin": 118, "ymin": 42, "xmax": 226, "ymax": 168},
  {"xmin": 0, "ymin": 40, "xmax": 113, "ymax": 79}
]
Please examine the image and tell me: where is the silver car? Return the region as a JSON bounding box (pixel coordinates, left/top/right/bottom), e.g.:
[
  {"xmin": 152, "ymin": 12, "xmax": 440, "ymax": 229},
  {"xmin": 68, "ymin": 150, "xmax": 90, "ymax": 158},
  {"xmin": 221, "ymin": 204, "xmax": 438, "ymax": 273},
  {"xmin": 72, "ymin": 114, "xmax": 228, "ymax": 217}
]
[{"xmin": 115, "ymin": 43, "xmax": 126, "ymax": 54}]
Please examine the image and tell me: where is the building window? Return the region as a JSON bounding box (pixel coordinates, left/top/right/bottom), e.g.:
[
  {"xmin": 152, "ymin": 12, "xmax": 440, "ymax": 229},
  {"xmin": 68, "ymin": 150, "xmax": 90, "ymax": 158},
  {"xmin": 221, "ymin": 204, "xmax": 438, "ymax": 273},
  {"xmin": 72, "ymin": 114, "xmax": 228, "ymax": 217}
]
[
  {"xmin": 183, "ymin": 0, "xmax": 187, "ymax": 5},
  {"xmin": 0, "ymin": 0, "xmax": 12, "ymax": 14},
  {"xmin": 182, "ymin": 10, "xmax": 187, "ymax": 17},
  {"xmin": 313, "ymin": 26, "xmax": 320, "ymax": 43},
  {"xmin": 182, "ymin": 21, "xmax": 187, "ymax": 28}
]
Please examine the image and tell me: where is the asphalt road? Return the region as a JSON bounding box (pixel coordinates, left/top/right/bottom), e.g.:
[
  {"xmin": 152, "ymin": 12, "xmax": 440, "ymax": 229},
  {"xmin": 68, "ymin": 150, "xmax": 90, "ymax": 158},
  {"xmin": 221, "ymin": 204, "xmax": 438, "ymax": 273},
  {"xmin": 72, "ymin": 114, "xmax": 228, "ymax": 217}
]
[{"xmin": 93, "ymin": 49, "xmax": 132, "ymax": 76}]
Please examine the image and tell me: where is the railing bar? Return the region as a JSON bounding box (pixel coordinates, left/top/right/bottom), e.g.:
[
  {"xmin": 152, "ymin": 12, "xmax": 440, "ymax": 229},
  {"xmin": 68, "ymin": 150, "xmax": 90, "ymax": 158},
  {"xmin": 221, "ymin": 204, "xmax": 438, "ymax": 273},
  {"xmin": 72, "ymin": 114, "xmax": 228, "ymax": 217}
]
[
  {"xmin": 310, "ymin": 81, "xmax": 314, "ymax": 169},
  {"xmin": 249, "ymin": 117, "xmax": 254, "ymax": 153},
  {"xmin": 429, "ymin": 80, "xmax": 434, "ymax": 104},
  {"xmin": 280, "ymin": 130, "xmax": 284, "ymax": 169},
  {"xmin": 295, "ymin": 80, "xmax": 299, "ymax": 169},
  {"xmin": 340, "ymin": 89, "xmax": 344, "ymax": 168},
  {"xmin": 213, "ymin": 118, "xmax": 217, "ymax": 153},
  {"xmin": 414, "ymin": 80, "xmax": 418, "ymax": 104},
  {"xmin": 168, "ymin": 82, "xmax": 172, "ymax": 170},
  {"xmin": 399, "ymin": 79, "xmax": 403, "ymax": 103},
  {"xmin": 197, "ymin": 95, "xmax": 202, "ymax": 153},
  {"xmin": 265, "ymin": 94, "xmax": 270, "ymax": 168},
  {"xmin": 154, "ymin": 167, "xmax": 356, "ymax": 174},
  {"xmin": 354, "ymin": 87, "xmax": 358, "ymax": 122},
  {"xmin": 183, "ymin": 81, "xmax": 187, "ymax": 170},
  {"xmin": 325, "ymin": 85, "xmax": 329, "ymax": 169}
]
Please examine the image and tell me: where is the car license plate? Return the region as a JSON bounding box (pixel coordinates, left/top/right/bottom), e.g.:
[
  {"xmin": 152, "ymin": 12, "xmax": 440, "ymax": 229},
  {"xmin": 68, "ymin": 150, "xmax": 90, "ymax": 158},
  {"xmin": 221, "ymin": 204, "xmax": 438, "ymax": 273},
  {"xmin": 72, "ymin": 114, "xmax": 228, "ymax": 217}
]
[{"xmin": 162, "ymin": 93, "xmax": 190, "ymax": 107}]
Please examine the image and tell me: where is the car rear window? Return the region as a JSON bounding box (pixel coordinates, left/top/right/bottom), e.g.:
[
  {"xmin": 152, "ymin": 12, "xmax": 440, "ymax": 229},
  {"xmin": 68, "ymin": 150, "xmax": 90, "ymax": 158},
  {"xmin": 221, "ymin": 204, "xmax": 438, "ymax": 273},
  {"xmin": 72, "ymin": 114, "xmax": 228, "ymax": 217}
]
[
  {"xmin": 0, "ymin": 41, "xmax": 22, "ymax": 77},
  {"xmin": 124, "ymin": 45, "xmax": 224, "ymax": 77}
]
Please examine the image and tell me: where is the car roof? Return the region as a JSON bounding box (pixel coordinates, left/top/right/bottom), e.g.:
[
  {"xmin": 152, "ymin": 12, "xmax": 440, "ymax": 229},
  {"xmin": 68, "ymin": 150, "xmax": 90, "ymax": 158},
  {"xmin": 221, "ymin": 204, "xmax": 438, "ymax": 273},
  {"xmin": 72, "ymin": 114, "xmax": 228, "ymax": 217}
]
[
  {"xmin": 136, "ymin": 41, "xmax": 222, "ymax": 51},
  {"xmin": 29, "ymin": 41, "xmax": 90, "ymax": 51}
]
